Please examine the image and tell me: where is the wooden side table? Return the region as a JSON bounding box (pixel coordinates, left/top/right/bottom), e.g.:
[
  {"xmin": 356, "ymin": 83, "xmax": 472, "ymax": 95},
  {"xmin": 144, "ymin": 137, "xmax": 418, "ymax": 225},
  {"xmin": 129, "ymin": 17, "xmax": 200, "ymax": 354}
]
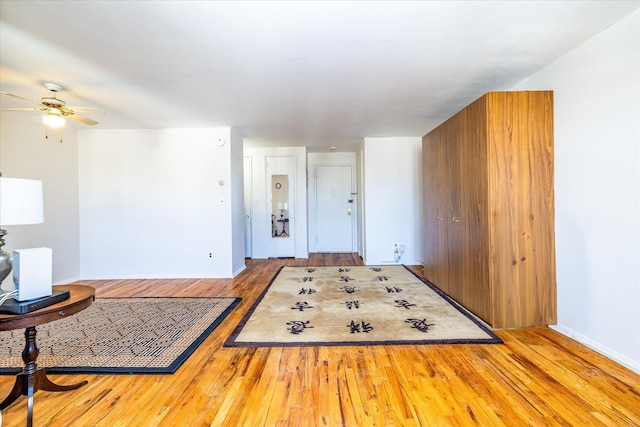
[{"xmin": 0, "ymin": 284, "xmax": 95, "ymax": 426}]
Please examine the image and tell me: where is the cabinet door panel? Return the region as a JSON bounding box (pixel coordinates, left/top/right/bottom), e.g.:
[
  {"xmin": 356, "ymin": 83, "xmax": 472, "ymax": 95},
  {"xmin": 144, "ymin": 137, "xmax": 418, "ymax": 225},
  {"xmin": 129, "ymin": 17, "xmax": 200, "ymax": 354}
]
[
  {"xmin": 441, "ymin": 115, "xmax": 461, "ymax": 302},
  {"xmin": 422, "ymin": 133, "xmax": 443, "ymax": 288},
  {"xmin": 487, "ymin": 91, "xmax": 556, "ymax": 327},
  {"xmin": 458, "ymin": 96, "xmax": 491, "ymax": 323}
]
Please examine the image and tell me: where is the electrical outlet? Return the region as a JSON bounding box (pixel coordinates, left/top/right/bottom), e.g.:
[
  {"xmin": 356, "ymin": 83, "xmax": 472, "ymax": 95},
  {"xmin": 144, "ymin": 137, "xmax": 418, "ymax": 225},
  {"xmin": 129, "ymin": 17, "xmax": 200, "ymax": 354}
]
[{"xmin": 394, "ymin": 244, "xmax": 405, "ymax": 263}]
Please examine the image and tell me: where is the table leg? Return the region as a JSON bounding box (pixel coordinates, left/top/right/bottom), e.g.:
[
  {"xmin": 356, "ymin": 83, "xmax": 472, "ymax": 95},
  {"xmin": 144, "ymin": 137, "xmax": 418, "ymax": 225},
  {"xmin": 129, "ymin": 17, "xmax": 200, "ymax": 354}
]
[
  {"xmin": 36, "ymin": 369, "xmax": 88, "ymax": 392},
  {"xmin": 0, "ymin": 326, "xmax": 88, "ymax": 425},
  {"xmin": 0, "ymin": 379, "xmax": 23, "ymax": 410},
  {"xmin": 0, "ymin": 326, "xmax": 38, "ymax": 411},
  {"xmin": 27, "ymin": 375, "xmax": 34, "ymax": 427},
  {"xmin": 0, "ymin": 368, "xmax": 88, "ymax": 408}
]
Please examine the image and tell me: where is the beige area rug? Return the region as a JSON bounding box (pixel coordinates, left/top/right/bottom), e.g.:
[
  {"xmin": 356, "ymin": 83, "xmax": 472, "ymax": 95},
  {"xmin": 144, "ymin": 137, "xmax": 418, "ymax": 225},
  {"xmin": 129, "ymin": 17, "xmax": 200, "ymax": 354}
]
[{"xmin": 224, "ymin": 266, "xmax": 501, "ymax": 347}]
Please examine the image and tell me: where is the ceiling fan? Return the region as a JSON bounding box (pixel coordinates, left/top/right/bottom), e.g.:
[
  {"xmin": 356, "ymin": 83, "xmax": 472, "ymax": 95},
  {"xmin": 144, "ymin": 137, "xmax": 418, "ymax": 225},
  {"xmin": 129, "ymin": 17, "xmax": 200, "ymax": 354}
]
[{"xmin": 1, "ymin": 82, "xmax": 103, "ymax": 127}]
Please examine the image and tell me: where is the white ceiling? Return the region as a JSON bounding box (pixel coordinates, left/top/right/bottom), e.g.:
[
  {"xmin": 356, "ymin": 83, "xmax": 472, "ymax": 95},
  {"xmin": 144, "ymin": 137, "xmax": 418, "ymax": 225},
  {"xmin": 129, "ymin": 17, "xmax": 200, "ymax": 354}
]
[{"xmin": 1, "ymin": 1, "xmax": 638, "ymax": 151}]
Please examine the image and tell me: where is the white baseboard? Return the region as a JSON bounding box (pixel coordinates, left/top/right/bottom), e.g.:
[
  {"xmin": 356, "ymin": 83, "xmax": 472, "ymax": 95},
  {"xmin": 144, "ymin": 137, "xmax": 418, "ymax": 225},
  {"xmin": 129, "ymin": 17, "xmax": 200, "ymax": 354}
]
[
  {"xmin": 550, "ymin": 324, "xmax": 640, "ymax": 375},
  {"xmin": 232, "ymin": 264, "xmax": 246, "ymax": 278},
  {"xmin": 77, "ymin": 274, "xmax": 236, "ymax": 280},
  {"xmin": 53, "ymin": 276, "xmax": 82, "ymax": 285}
]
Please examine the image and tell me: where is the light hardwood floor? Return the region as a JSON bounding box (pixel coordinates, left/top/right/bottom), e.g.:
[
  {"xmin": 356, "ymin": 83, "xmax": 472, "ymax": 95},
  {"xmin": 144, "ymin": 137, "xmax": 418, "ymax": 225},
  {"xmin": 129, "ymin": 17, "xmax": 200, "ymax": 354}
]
[{"xmin": 1, "ymin": 254, "xmax": 639, "ymax": 426}]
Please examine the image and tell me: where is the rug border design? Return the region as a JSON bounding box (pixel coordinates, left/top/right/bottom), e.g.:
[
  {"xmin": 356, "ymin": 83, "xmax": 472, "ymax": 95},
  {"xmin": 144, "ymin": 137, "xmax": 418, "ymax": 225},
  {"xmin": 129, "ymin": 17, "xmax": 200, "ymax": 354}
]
[
  {"xmin": 1, "ymin": 296, "xmax": 241, "ymax": 375},
  {"xmin": 224, "ymin": 266, "xmax": 502, "ymax": 347}
]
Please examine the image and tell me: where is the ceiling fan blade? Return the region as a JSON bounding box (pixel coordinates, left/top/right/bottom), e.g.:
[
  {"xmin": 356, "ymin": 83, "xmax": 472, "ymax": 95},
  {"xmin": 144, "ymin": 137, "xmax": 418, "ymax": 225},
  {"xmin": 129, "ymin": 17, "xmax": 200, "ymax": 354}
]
[
  {"xmin": 66, "ymin": 107, "xmax": 105, "ymax": 113},
  {"xmin": 0, "ymin": 91, "xmax": 46, "ymax": 107},
  {"xmin": 1, "ymin": 107, "xmax": 47, "ymax": 111},
  {"xmin": 66, "ymin": 112, "xmax": 98, "ymax": 125}
]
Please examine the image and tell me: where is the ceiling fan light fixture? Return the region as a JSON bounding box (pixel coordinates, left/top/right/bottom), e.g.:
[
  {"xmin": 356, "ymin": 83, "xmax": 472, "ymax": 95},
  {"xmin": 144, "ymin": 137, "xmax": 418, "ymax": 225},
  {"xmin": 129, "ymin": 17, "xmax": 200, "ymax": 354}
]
[{"xmin": 42, "ymin": 111, "xmax": 65, "ymax": 128}]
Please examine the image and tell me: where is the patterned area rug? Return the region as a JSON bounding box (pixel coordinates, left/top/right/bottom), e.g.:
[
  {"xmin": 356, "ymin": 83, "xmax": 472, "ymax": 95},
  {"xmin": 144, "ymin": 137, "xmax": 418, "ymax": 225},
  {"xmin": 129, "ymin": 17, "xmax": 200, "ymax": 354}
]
[
  {"xmin": 0, "ymin": 297, "xmax": 240, "ymax": 375},
  {"xmin": 225, "ymin": 266, "xmax": 501, "ymax": 347}
]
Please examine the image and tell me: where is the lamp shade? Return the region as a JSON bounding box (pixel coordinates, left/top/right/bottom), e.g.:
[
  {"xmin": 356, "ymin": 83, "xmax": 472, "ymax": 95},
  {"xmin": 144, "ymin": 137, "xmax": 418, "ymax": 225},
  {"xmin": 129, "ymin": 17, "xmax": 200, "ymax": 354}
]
[{"xmin": 0, "ymin": 177, "xmax": 44, "ymax": 226}]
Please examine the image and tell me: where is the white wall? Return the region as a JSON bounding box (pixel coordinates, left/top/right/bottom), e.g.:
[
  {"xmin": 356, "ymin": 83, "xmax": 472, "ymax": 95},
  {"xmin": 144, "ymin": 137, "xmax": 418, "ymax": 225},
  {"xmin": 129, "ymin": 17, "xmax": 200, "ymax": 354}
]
[
  {"xmin": 513, "ymin": 9, "xmax": 640, "ymax": 373},
  {"xmin": 307, "ymin": 152, "xmax": 358, "ymax": 253},
  {"xmin": 230, "ymin": 129, "xmax": 246, "ymax": 276},
  {"xmin": 362, "ymin": 137, "xmax": 422, "ymax": 265},
  {"xmin": 243, "ymin": 146, "xmax": 308, "ymax": 259},
  {"xmin": 0, "ymin": 113, "xmax": 80, "ymax": 289},
  {"xmin": 78, "ymin": 127, "xmax": 242, "ymax": 278}
]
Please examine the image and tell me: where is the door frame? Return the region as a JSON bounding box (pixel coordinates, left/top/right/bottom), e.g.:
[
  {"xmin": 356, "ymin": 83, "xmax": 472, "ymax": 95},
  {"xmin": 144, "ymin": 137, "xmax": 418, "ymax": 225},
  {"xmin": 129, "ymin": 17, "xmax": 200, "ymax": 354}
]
[{"xmin": 265, "ymin": 155, "xmax": 296, "ymax": 258}]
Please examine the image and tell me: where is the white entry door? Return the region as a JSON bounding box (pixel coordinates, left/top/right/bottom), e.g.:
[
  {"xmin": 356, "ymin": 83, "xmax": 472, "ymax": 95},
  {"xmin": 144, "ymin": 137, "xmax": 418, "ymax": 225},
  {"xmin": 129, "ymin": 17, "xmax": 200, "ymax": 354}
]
[{"xmin": 315, "ymin": 165, "xmax": 354, "ymax": 252}]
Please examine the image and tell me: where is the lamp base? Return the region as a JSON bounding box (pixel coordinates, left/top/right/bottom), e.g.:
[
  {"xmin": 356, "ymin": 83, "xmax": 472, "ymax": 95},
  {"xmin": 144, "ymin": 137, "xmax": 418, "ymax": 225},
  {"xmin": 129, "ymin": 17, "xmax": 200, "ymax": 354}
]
[{"xmin": 0, "ymin": 228, "xmax": 12, "ymax": 286}]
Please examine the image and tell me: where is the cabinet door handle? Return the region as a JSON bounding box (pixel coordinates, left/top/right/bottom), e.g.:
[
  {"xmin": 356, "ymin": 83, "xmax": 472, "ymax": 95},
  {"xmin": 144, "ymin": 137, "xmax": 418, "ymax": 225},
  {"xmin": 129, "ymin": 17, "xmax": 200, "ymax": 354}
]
[
  {"xmin": 436, "ymin": 215, "xmax": 444, "ymax": 221},
  {"xmin": 452, "ymin": 217, "xmax": 461, "ymax": 223}
]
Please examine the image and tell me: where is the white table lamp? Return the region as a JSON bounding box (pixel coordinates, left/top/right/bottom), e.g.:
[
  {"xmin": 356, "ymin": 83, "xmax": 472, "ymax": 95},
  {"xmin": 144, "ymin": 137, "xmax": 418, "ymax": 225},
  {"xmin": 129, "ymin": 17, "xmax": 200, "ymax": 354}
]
[{"xmin": 0, "ymin": 176, "xmax": 44, "ymax": 285}]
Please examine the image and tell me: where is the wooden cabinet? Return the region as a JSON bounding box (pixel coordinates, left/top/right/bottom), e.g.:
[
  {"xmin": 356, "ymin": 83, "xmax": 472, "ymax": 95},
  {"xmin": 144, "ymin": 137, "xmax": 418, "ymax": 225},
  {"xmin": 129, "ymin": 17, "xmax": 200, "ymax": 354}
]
[{"xmin": 422, "ymin": 91, "xmax": 556, "ymax": 329}]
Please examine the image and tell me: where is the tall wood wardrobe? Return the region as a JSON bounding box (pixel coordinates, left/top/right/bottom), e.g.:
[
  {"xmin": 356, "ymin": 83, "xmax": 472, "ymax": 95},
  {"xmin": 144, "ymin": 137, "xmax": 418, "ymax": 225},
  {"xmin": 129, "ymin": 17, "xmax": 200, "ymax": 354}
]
[{"xmin": 422, "ymin": 91, "xmax": 556, "ymax": 329}]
